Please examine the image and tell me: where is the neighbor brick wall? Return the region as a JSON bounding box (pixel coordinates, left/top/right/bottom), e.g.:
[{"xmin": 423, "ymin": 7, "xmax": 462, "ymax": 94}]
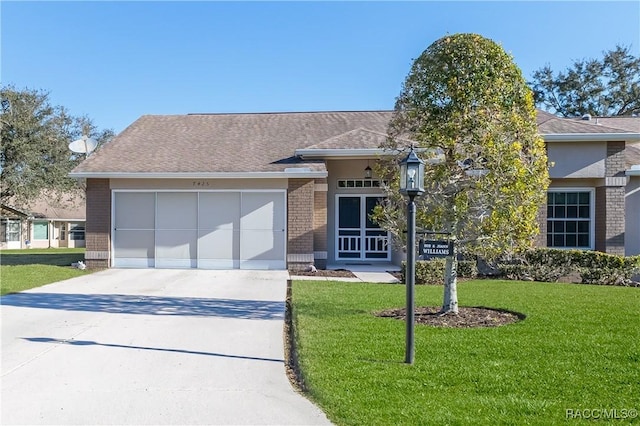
[
  {"xmin": 595, "ymin": 186, "xmax": 625, "ymax": 255},
  {"xmin": 594, "ymin": 141, "xmax": 626, "ymax": 255},
  {"xmin": 287, "ymin": 178, "xmax": 314, "ymax": 270},
  {"xmin": 606, "ymin": 141, "xmax": 626, "ymax": 178},
  {"xmin": 85, "ymin": 179, "xmax": 111, "ymax": 268},
  {"xmin": 534, "ymin": 203, "xmax": 547, "ymax": 248}
]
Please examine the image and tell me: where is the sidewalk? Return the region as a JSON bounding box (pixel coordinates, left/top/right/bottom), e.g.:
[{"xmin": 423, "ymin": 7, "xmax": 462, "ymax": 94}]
[{"xmin": 291, "ymin": 267, "xmax": 400, "ymax": 283}]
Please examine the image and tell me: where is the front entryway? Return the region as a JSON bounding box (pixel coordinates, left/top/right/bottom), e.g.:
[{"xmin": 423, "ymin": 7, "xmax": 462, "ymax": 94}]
[{"xmin": 336, "ymin": 195, "xmax": 390, "ymax": 261}]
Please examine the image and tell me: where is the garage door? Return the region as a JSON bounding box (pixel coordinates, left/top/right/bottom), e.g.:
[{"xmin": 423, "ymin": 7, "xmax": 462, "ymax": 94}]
[{"xmin": 113, "ymin": 191, "xmax": 286, "ymax": 270}]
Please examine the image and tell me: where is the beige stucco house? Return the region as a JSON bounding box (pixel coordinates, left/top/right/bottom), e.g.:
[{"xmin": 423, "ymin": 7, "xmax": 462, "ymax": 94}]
[
  {"xmin": 0, "ymin": 194, "xmax": 86, "ymax": 249},
  {"xmin": 69, "ymin": 110, "xmax": 639, "ymax": 270}
]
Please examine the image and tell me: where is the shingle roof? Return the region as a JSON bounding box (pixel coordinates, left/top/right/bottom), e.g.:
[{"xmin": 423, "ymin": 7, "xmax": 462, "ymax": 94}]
[
  {"xmin": 2, "ymin": 192, "xmax": 85, "ymax": 220},
  {"xmin": 537, "ymin": 112, "xmax": 634, "ymax": 134},
  {"xmin": 571, "ymin": 116, "xmax": 640, "ymax": 133},
  {"xmin": 73, "ymin": 111, "xmax": 394, "ymax": 174},
  {"xmin": 72, "ymin": 110, "xmax": 639, "ymax": 175}
]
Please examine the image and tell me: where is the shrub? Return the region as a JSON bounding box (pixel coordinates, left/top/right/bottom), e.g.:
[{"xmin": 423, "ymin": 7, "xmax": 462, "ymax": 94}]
[
  {"xmin": 457, "ymin": 260, "xmax": 478, "ymax": 278},
  {"xmin": 497, "ymin": 248, "xmax": 640, "ymax": 286},
  {"xmin": 497, "ymin": 248, "xmax": 573, "ymax": 282},
  {"xmin": 401, "ymin": 259, "xmax": 477, "ymax": 284},
  {"xmin": 571, "ymin": 252, "xmax": 640, "ymax": 286}
]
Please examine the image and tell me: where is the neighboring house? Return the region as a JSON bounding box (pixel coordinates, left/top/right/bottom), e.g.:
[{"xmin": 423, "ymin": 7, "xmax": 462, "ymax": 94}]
[
  {"xmin": 69, "ymin": 110, "xmax": 640, "ymax": 270},
  {"xmin": 0, "ymin": 194, "xmax": 86, "ymax": 249}
]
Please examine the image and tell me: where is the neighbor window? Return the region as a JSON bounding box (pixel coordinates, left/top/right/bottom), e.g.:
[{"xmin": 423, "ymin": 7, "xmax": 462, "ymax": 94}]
[
  {"xmin": 69, "ymin": 223, "xmax": 85, "ymax": 240},
  {"xmin": 547, "ymin": 190, "xmax": 593, "ymax": 249},
  {"xmin": 33, "ymin": 221, "xmax": 49, "ymax": 240},
  {"xmin": 1, "ymin": 219, "xmax": 21, "ymax": 242}
]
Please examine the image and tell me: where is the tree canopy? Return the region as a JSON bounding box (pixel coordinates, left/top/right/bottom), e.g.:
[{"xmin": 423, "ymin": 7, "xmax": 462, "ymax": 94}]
[
  {"xmin": 376, "ymin": 33, "xmax": 549, "ymax": 313},
  {"xmin": 530, "ymin": 45, "xmax": 640, "ymax": 117},
  {"xmin": 0, "ymin": 85, "xmax": 114, "ymax": 205}
]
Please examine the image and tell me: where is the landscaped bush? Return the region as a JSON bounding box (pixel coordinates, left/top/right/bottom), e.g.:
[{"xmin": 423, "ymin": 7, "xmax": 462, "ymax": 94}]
[
  {"xmin": 497, "ymin": 248, "xmax": 574, "ymax": 282},
  {"xmin": 497, "ymin": 248, "xmax": 640, "ymax": 286},
  {"xmin": 401, "ymin": 249, "xmax": 640, "ymax": 286},
  {"xmin": 457, "ymin": 260, "xmax": 478, "ymax": 278},
  {"xmin": 570, "ymin": 251, "xmax": 640, "ymax": 286},
  {"xmin": 401, "ymin": 259, "xmax": 477, "ymax": 284}
]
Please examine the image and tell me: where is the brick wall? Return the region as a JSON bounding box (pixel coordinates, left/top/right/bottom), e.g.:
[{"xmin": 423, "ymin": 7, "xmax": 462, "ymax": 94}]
[
  {"xmin": 593, "ymin": 141, "xmax": 626, "ymax": 255},
  {"xmin": 534, "ymin": 203, "xmax": 547, "ymax": 247},
  {"xmin": 595, "ymin": 186, "xmax": 625, "ymax": 254},
  {"xmin": 287, "ymin": 178, "xmax": 314, "ymax": 270},
  {"xmin": 85, "ymin": 179, "xmax": 111, "ymax": 268},
  {"xmin": 313, "ymin": 178, "xmax": 328, "ymax": 269},
  {"xmin": 606, "ymin": 141, "xmax": 626, "ymax": 178}
]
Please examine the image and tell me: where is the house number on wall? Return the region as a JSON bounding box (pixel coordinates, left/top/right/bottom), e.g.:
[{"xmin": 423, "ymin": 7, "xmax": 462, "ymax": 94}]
[{"xmin": 192, "ymin": 181, "xmax": 211, "ymax": 187}]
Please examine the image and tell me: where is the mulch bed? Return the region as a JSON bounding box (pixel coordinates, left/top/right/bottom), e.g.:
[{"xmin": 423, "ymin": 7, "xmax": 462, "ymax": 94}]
[
  {"xmin": 375, "ymin": 306, "xmax": 524, "ymax": 328},
  {"xmin": 294, "ymin": 269, "xmax": 356, "ymax": 278}
]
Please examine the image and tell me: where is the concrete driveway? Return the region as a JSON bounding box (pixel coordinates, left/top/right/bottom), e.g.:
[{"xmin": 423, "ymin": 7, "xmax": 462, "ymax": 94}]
[{"xmin": 1, "ymin": 269, "xmax": 331, "ymax": 425}]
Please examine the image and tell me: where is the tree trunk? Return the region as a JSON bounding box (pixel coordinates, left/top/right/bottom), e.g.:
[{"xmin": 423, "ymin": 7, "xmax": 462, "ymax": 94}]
[{"xmin": 441, "ymin": 251, "xmax": 459, "ymax": 315}]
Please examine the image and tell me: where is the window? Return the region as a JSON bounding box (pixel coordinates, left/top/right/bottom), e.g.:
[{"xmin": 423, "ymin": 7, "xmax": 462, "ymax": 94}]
[
  {"xmin": 69, "ymin": 223, "xmax": 85, "ymax": 241},
  {"xmin": 1, "ymin": 219, "xmax": 21, "ymax": 242},
  {"xmin": 33, "ymin": 221, "xmax": 49, "ymax": 240},
  {"xmin": 547, "ymin": 190, "xmax": 593, "ymax": 249},
  {"xmin": 337, "ymin": 179, "xmax": 387, "ymax": 188}
]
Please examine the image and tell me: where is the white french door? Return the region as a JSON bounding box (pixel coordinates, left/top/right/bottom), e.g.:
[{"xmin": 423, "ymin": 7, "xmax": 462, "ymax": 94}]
[{"xmin": 336, "ymin": 195, "xmax": 390, "ymax": 261}]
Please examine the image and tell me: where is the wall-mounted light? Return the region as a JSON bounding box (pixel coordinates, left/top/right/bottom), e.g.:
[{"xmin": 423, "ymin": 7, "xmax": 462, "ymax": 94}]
[{"xmin": 364, "ymin": 161, "xmax": 372, "ymax": 179}]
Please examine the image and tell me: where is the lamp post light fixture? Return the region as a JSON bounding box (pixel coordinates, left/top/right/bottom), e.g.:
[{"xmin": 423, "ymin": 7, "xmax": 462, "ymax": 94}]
[{"xmin": 399, "ymin": 146, "xmax": 425, "ymax": 365}]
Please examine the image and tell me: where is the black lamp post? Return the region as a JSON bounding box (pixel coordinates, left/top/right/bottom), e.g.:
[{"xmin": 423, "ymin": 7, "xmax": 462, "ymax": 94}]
[{"xmin": 399, "ymin": 146, "xmax": 425, "ymax": 365}]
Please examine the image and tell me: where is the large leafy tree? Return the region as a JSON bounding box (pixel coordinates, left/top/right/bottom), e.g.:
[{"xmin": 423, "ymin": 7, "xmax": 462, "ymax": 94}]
[
  {"xmin": 530, "ymin": 45, "xmax": 640, "ymax": 117},
  {"xmin": 376, "ymin": 33, "xmax": 549, "ymax": 314},
  {"xmin": 0, "ymin": 85, "xmax": 114, "ymax": 205}
]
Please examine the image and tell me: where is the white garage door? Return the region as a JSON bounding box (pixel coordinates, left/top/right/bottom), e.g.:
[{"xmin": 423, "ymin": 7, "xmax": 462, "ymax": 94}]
[{"xmin": 113, "ymin": 191, "xmax": 286, "ymax": 270}]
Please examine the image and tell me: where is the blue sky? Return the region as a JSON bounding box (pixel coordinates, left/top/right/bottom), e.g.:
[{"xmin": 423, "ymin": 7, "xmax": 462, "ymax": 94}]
[{"xmin": 2, "ymin": 1, "xmax": 639, "ymax": 133}]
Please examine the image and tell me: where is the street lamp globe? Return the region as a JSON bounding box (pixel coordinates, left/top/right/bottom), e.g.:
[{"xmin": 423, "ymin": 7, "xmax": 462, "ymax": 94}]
[{"xmin": 399, "ymin": 146, "xmax": 425, "ymax": 198}]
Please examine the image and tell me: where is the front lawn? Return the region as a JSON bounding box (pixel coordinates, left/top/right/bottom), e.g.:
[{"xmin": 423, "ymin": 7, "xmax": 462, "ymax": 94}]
[
  {"xmin": 0, "ymin": 248, "xmax": 91, "ymax": 295},
  {"xmin": 291, "ymin": 280, "xmax": 640, "ymax": 425}
]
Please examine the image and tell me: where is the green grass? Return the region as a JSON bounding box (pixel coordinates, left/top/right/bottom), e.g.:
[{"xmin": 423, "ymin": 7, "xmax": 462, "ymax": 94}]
[
  {"xmin": 291, "ymin": 280, "xmax": 640, "ymax": 425},
  {"xmin": 1, "ymin": 248, "xmax": 91, "ymax": 295}
]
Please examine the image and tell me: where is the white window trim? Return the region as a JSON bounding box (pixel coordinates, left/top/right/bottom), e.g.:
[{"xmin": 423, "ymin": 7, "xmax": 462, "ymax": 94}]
[{"xmin": 547, "ymin": 187, "xmax": 595, "ymax": 250}]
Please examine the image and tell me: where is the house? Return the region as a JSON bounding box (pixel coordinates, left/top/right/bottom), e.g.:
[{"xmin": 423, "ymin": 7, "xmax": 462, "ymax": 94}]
[
  {"xmin": 0, "ymin": 193, "xmax": 86, "ymax": 250},
  {"xmin": 69, "ymin": 110, "xmax": 640, "ymax": 270}
]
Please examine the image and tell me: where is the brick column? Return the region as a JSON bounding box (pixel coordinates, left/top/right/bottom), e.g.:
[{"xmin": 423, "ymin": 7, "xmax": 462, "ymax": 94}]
[
  {"xmin": 85, "ymin": 179, "xmax": 111, "ymax": 268},
  {"xmin": 287, "ymin": 178, "xmax": 314, "ymax": 271},
  {"xmin": 535, "ymin": 202, "xmax": 547, "ymax": 248},
  {"xmin": 594, "ymin": 141, "xmax": 626, "ymax": 255},
  {"xmin": 313, "ymin": 178, "xmax": 328, "ymax": 269}
]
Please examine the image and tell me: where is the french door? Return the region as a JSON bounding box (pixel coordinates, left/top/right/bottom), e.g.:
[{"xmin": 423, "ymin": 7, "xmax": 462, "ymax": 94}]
[{"xmin": 336, "ymin": 195, "xmax": 390, "ymax": 261}]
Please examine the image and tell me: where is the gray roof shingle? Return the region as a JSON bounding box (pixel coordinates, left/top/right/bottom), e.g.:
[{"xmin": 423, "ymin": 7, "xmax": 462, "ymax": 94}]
[
  {"xmin": 72, "ymin": 110, "xmax": 639, "ymax": 174},
  {"xmin": 74, "ymin": 111, "xmax": 394, "ymax": 174}
]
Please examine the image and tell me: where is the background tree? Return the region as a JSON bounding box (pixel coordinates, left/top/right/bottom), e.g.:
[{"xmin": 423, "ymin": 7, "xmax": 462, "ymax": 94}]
[
  {"xmin": 375, "ymin": 33, "xmax": 549, "ymax": 314},
  {"xmin": 530, "ymin": 45, "xmax": 640, "ymax": 117},
  {"xmin": 0, "ymin": 85, "xmax": 114, "ymax": 205}
]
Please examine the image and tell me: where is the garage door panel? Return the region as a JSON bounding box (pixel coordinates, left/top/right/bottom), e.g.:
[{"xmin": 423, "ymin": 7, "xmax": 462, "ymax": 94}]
[
  {"xmin": 197, "ymin": 229, "xmax": 240, "ymax": 269},
  {"xmin": 240, "ymin": 230, "xmax": 286, "ymax": 269},
  {"xmin": 114, "ymin": 193, "xmax": 155, "ymax": 229},
  {"xmin": 199, "ymin": 193, "xmax": 240, "ymax": 230},
  {"xmin": 156, "ymin": 230, "xmax": 197, "ymax": 268},
  {"xmin": 241, "ymin": 193, "xmax": 285, "ymax": 231},
  {"xmin": 157, "ymin": 193, "xmax": 197, "ymax": 229},
  {"xmin": 113, "ymin": 230, "xmax": 155, "ymax": 268}
]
